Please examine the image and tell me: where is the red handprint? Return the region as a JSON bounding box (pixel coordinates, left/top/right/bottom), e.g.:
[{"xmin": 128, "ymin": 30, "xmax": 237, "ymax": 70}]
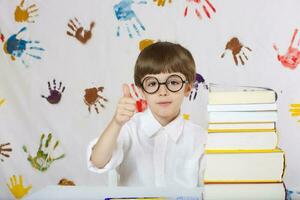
[
  {"xmin": 130, "ymin": 83, "xmax": 147, "ymax": 112},
  {"xmin": 273, "ymin": 29, "xmax": 300, "ymax": 69},
  {"xmin": 184, "ymin": 0, "xmax": 216, "ymax": 20}
]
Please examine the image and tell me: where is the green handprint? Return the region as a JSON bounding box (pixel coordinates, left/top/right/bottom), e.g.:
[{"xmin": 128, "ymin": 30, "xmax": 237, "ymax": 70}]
[
  {"xmin": 7, "ymin": 175, "xmax": 32, "ymax": 199},
  {"xmin": 23, "ymin": 133, "xmax": 65, "ymax": 172}
]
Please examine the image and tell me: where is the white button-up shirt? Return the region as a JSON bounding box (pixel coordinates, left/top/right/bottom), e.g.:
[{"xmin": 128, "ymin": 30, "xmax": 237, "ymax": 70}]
[{"xmin": 87, "ymin": 109, "xmax": 207, "ymax": 187}]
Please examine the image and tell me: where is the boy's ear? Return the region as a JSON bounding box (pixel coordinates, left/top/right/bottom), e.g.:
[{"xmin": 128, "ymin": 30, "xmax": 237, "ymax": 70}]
[{"xmin": 184, "ymin": 83, "xmax": 193, "ymax": 97}]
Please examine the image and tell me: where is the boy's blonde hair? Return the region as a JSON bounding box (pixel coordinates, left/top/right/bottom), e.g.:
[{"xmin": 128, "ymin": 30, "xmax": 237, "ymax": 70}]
[{"xmin": 134, "ymin": 42, "xmax": 196, "ymax": 87}]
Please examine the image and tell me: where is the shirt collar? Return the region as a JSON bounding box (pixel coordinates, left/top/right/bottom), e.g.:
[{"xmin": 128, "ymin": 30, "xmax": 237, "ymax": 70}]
[{"xmin": 140, "ymin": 108, "xmax": 185, "ymax": 143}]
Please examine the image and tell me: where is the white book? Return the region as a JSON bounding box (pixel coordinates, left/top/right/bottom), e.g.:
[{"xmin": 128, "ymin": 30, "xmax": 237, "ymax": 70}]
[
  {"xmin": 204, "ymin": 183, "xmax": 286, "ymax": 200},
  {"xmin": 208, "ymin": 111, "xmax": 277, "ymax": 123},
  {"xmin": 208, "ymin": 122, "xmax": 275, "ymax": 130},
  {"xmin": 207, "ymin": 103, "xmax": 277, "ymax": 112},
  {"xmin": 206, "ymin": 131, "xmax": 278, "ymax": 150},
  {"xmin": 204, "ymin": 149, "xmax": 285, "ymax": 183}
]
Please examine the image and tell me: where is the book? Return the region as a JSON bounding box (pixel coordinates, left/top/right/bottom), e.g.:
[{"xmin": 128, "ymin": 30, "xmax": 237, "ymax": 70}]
[
  {"xmin": 208, "ymin": 111, "xmax": 277, "ymax": 123},
  {"xmin": 204, "ymin": 149, "xmax": 285, "ymax": 183},
  {"xmin": 204, "ymin": 182, "xmax": 286, "ymax": 200},
  {"xmin": 208, "ymin": 122, "xmax": 275, "ymax": 131},
  {"xmin": 208, "ymin": 83, "xmax": 277, "ymax": 105},
  {"xmin": 206, "ymin": 130, "xmax": 278, "ymax": 150},
  {"xmin": 207, "ymin": 103, "xmax": 277, "ymax": 112},
  {"xmin": 208, "ymin": 91, "xmax": 276, "ymax": 105}
]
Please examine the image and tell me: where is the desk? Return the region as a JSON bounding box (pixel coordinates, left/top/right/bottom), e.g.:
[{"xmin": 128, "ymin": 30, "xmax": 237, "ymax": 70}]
[{"xmin": 24, "ymin": 186, "xmax": 204, "ymax": 200}]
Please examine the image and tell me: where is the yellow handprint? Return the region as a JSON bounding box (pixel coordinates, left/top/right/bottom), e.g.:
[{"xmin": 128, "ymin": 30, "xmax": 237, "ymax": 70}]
[
  {"xmin": 153, "ymin": 0, "xmax": 171, "ymax": 7},
  {"xmin": 7, "ymin": 175, "xmax": 32, "ymax": 199},
  {"xmin": 289, "ymin": 104, "xmax": 300, "ymax": 123},
  {"xmin": 0, "ymin": 98, "xmax": 5, "ymax": 106},
  {"xmin": 14, "ymin": 0, "xmax": 38, "ymax": 23}
]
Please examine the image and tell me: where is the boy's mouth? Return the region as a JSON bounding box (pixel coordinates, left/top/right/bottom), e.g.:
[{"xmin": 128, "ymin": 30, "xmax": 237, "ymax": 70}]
[{"xmin": 157, "ymin": 101, "xmax": 172, "ymax": 107}]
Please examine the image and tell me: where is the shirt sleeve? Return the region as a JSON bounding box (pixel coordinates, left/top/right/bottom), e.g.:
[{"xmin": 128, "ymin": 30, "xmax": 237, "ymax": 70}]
[{"xmin": 87, "ymin": 123, "xmax": 131, "ymax": 174}]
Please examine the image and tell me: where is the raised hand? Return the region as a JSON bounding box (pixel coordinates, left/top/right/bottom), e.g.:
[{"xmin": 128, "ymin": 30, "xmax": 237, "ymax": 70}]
[
  {"xmin": 221, "ymin": 37, "xmax": 252, "ymax": 66},
  {"xmin": 14, "ymin": 0, "xmax": 38, "ymax": 23},
  {"xmin": 184, "ymin": 0, "xmax": 216, "ymax": 19},
  {"xmin": 113, "ymin": 84, "xmax": 137, "ymax": 126},
  {"xmin": 7, "ymin": 175, "xmax": 32, "ymax": 199},
  {"xmin": 23, "ymin": 133, "xmax": 65, "ymax": 172},
  {"xmin": 67, "ymin": 18, "xmax": 95, "ymax": 44},
  {"xmin": 153, "ymin": 0, "xmax": 171, "ymax": 7},
  {"xmin": 114, "ymin": 0, "xmax": 146, "ymax": 38}
]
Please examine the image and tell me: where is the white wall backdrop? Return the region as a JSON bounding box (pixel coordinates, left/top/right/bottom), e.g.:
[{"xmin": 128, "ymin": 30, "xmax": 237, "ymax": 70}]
[{"xmin": 1, "ymin": 0, "xmax": 300, "ymax": 199}]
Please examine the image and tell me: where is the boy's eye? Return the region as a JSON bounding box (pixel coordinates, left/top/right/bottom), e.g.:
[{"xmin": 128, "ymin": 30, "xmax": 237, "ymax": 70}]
[
  {"xmin": 167, "ymin": 78, "xmax": 181, "ymax": 85},
  {"xmin": 147, "ymin": 81, "xmax": 157, "ymax": 87}
]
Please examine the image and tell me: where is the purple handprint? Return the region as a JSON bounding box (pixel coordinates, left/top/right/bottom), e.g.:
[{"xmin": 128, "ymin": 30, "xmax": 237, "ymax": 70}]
[
  {"xmin": 114, "ymin": 0, "xmax": 146, "ymax": 38},
  {"xmin": 1, "ymin": 27, "xmax": 44, "ymax": 67},
  {"xmin": 189, "ymin": 73, "xmax": 207, "ymax": 101},
  {"xmin": 41, "ymin": 79, "xmax": 65, "ymax": 104}
]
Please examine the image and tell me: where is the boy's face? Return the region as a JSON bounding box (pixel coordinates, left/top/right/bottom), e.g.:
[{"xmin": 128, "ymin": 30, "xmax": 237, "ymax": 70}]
[{"xmin": 139, "ymin": 72, "xmax": 192, "ymax": 125}]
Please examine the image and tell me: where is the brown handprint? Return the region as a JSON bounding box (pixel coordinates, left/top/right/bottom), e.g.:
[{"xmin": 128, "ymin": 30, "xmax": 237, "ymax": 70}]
[
  {"xmin": 221, "ymin": 37, "xmax": 252, "ymax": 66},
  {"xmin": 0, "ymin": 142, "xmax": 12, "ymax": 162},
  {"xmin": 84, "ymin": 87, "xmax": 108, "ymax": 114},
  {"xmin": 14, "ymin": 0, "xmax": 38, "ymax": 23},
  {"xmin": 67, "ymin": 18, "xmax": 95, "ymax": 44}
]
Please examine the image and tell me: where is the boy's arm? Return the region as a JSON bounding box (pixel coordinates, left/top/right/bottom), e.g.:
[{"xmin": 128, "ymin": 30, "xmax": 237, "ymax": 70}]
[{"xmin": 90, "ymin": 84, "xmax": 136, "ymax": 169}]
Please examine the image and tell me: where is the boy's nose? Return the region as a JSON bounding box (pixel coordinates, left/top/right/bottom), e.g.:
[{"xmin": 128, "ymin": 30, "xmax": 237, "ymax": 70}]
[{"xmin": 157, "ymin": 84, "xmax": 168, "ymax": 96}]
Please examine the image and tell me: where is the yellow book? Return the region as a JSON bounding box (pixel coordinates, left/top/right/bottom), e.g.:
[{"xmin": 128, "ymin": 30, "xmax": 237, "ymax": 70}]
[{"xmin": 204, "ymin": 149, "xmax": 285, "ymax": 183}]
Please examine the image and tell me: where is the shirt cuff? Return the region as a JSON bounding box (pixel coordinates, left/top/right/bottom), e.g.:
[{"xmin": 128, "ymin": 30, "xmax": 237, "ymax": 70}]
[{"xmin": 87, "ymin": 138, "xmax": 124, "ymax": 174}]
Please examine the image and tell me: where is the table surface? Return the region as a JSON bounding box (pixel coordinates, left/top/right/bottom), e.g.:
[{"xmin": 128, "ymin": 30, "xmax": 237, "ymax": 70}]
[{"xmin": 23, "ymin": 186, "xmax": 204, "ymax": 200}]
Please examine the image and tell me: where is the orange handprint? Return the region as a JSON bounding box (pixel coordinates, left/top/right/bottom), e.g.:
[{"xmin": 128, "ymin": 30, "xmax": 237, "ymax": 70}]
[
  {"xmin": 14, "ymin": 0, "xmax": 38, "ymax": 23},
  {"xmin": 67, "ymin": 18, "xmax": 95, "ymax": 44},
  {"xmin": 7, "ymin": 175, "xmax": 32, "ymax": 199},
  {"xmin": 153, "ymin": 0, "xmax": 171, "ymax": 7}
]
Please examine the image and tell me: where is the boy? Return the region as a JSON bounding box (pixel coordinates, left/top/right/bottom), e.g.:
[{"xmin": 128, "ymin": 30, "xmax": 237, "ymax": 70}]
[{"xmin": 87, "ymin": 42, "xmax": 206, "ymax": 187}]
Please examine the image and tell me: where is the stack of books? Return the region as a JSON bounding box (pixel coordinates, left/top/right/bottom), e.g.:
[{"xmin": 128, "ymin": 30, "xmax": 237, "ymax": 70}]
[{"xmin": 203, "ymin": 84, "xmax": 286, "ymax": 200}]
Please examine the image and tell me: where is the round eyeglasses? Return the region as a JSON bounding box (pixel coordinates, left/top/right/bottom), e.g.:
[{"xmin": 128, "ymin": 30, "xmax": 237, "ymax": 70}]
[{"xmin": 141, "ymin": 74, "xmax": 188, "ymax": 94}]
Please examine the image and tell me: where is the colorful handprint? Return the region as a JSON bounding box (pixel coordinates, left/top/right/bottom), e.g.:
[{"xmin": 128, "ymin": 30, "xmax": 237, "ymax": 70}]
[
  {"xmin": 1, "ymin": 27, "xmax": 44, "ymax": 67},
  {"xmin": 189, "ymin": 73, "xmax": 207, "ymax": 101},
  {"xmin": 14, "ymin": 0, "xmax": 38, "ymax": 23},
  {"xmin": 0, "ymin": 142, "xmax": 12, "ymax": 162},
  {"xmin": 41, "ymin": 79, "xmax": 65, "ymax": 104},
  {"xmin": 7, "ymin": 175, "xmax": 32, "ymax": 199},
  {"xmin": 66, "ymin": 18, "xmax": 95, "ymax": 44},
  {"xmin": 184, "ymin": 0, "xmax": 216, "ymax": 19},
  {"xmin": 221, "ymin": 37, "xmax": 252, "ymax": 66},
  {"xmin": 58, "ymin": 178, "xmax": 76, "ymax": 186},
  {"xmin": 0, "ymin": 98, "xmax": 5, "ymax": 106},
  {"xmin": 130, "ymin": 83, "xmax": 147, "ymax": 112},
  {"xmin": 289, "ymin": 104, "xmax": 300, "ymax": 123},
  {"xmin": 114, "ymin": 0, "xmax": 146, "ymax": 38},
  {"xmin": 23, "ymin": 133, "xmax": 65, "ymax": 172},
  {"xmin": 139, "ymin": 39, "xmax": 155, "ymax": 51},
  {"xmin": 84, "ymin": 86, "xmax": 108, "ymax": 114},
  {"xmin": 153, "ymin": 0, "xmax": 171, "ymax": 7},
  {"xmin": 273, "ymin": 29, "xmax": 300, "ymax": 69}
]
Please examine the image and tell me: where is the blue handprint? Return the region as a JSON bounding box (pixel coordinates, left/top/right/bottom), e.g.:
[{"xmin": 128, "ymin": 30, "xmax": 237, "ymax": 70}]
[
  {"xmin": 114, "ymin": 0, "xmax": 147, "ymax": 38},
  {"xmin": 189, "ymin": 73, "xmax": 207, "ymax": 101},
  {"xmin": 2, "ymin": 27, "xmax": 44, "ymax": 67}
]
